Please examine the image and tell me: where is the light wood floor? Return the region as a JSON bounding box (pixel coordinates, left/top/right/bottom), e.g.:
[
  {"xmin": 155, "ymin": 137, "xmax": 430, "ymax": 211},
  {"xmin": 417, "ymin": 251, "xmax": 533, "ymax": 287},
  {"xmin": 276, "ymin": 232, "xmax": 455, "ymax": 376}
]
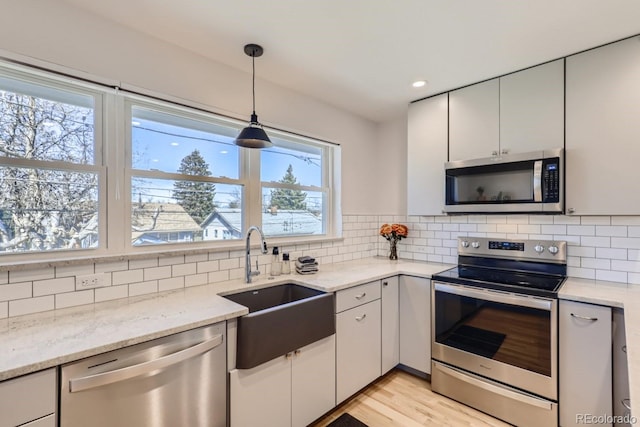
[{"xmin": 310, "ymin": 369, "xmax": 511, "ymax": 427}]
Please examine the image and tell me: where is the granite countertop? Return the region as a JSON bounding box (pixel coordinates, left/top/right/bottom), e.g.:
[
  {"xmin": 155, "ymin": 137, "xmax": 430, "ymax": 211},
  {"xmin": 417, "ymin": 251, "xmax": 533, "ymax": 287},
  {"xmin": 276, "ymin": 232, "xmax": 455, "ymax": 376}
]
[
  {"xmin": 0, "ymin": 257, "xmax": 448, "ymax": 382},
  {"xmin": 2, "ymin": 257, "xmax": 638, "ymax": 418}
]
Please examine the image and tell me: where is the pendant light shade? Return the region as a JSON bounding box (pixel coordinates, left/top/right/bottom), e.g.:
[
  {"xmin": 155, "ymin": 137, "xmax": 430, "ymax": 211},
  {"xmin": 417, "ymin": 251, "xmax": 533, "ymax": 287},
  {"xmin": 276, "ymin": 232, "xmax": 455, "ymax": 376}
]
[{"xmin": 235, "ymin": 44, "xmax": 272, "ymax": 149}]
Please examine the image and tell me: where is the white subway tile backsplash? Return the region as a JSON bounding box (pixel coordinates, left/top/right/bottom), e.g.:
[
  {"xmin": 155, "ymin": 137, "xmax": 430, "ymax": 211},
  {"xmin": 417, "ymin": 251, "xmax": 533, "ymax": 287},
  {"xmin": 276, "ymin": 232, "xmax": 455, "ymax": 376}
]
[
  {"xmin": 596, "ymin": 226, "xmax": 627, "ymax": 237},
  {"xmin": 95, "ymin": 285, "xmax": 128, "ymax": 302},
  {"xmin": 9, "ymin": 296, "xmax": 54, "ymax": 317},
  {"xmin": 129, "ymin": 258, "xmax": 159, "ymax": 270},
  {"xmin": 56, "ymin": 290, "xmax": 94, "ymax": 309},
  {"xmin": 4, "ymin": 214, "xmax": 640, "ymax": 319},
  {"xmin": 112, "ymin": 269, "xmax": 144, "ymax": 286},
  {"xmin": 581, "ymin": 216, "xmax": 611, "ymax": 226},
  {"xmin": 33, "ymin": 277, "xmax": 75, "ymax": 297},
  {"xmin": 172, "ymin": 263, "xmax": 197, "ymax": 277},
  {"xmin": 144, "ymin": 266, "xmax": 172, "ymax": 281},
  {"xmin": 10, "ymin": 267, "xmax": 54, "ymax": 283},
  {"xmin": 567, "ymin": 225, "xmax": 595, "ymax": 236},
  {"xmin": 159, "ymin": 277, "xmax": 184, "ymax": 292},
  {"xmin": 596, "ymin": 248, "xmax": 627, "ymax": 260},
  {"xmin": 129, "ymin": 280, "xmax": 158, "ymax": 297},
  {"xmin": 0, "ymin": 282, "xmax": 32, "ymax": 302},
  {"xmin": 596, "ymin": 270, "xmax": 627, "ymax": 283}
]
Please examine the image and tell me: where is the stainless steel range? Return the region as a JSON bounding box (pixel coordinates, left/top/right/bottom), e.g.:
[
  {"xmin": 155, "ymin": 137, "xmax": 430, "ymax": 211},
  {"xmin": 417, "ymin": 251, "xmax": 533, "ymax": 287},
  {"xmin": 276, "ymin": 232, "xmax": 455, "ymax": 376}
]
[{"xmin": 431, "ymin": 237, "xmax": 567, "ymax": 427}]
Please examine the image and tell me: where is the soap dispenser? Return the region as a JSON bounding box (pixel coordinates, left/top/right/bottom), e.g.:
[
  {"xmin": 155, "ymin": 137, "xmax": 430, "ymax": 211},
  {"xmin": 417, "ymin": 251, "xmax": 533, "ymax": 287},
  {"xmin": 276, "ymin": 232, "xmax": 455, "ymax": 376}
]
[{"xmin": 270, "ymin": 246, "xmax": 281, "ymax": 276}]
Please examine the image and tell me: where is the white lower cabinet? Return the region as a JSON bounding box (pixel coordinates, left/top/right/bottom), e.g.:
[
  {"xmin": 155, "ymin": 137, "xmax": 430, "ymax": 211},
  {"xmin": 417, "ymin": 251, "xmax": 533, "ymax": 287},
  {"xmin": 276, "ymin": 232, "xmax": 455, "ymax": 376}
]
[
  {"xmin": 399, "ymin": 275, "xmax": 431, "ymax": 374},
  {"xmin": 230, "ymin": 335, "xmax": 335, "ymax": 427},
  {"xmin": 381, "ymin": 276, "xmax": 400, "ymax": 374},
  {"xmin": 336, "ymin": 283, "xmax": 382, "ymax": 404},
  {"xmin": 559, "ymin": 300, "xmax": 612, "ymax": 427},
  {"xmin": 0, "ymin": 368, "xmax": 56, "ymax": 427}
]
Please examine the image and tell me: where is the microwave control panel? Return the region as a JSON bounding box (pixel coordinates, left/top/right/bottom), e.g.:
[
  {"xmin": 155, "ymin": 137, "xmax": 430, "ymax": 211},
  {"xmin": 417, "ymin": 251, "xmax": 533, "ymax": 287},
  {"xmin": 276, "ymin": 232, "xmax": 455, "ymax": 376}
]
[{"xmin": 542, "ymin": 159, "xmax": 560, "ymax": 203}]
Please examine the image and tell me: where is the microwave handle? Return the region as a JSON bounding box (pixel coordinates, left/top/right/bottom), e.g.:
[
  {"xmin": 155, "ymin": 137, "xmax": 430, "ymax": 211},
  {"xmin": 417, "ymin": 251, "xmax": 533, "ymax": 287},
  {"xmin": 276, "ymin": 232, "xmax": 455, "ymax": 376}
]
[{"xmin": 533, "ymin": 160, "xmax": 543, "ymax": 202}]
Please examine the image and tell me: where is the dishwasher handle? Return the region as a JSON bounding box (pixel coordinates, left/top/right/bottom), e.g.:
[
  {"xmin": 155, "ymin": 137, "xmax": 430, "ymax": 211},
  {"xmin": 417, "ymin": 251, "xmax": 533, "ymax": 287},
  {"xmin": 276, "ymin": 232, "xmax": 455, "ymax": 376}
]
[{"xmin": 69, "ymin": 333, "xmax": 223, "ymax": 393}]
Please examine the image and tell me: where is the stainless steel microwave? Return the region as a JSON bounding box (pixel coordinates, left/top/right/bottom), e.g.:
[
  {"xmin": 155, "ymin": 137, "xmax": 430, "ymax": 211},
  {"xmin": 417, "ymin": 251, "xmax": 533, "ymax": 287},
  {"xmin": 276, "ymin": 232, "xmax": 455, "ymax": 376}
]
[{"xmin": 444, "ymin": 148, "xmax": 563, "ymax": 214}]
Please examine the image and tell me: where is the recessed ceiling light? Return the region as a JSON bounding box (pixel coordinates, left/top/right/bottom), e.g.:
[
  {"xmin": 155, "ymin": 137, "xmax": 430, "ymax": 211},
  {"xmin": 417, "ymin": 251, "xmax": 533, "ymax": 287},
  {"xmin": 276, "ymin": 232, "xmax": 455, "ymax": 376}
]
[{"xmin": 412, "ymin": 80, "xmax": 427, "ymax": 88}]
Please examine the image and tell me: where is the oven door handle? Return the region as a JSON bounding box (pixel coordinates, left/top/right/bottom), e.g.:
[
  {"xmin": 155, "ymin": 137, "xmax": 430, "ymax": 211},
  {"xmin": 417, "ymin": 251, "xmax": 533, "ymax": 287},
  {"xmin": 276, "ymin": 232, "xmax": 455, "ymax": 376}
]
[{"xmin": 434, "ymin": 282, "xmax": 553, "ymax": 311}]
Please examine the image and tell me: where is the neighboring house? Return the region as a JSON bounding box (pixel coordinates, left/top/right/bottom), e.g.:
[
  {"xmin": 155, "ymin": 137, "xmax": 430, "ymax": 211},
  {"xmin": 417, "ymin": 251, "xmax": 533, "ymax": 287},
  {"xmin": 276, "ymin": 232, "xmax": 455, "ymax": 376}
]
[
  {"xmin": 131, "ymin": 202, "xmax": 202, "ymax": 245},
  {"xmin": 201, "ymin": 208, "xmax": 322, "ymax": 240},
  {"xmin": 200, "ymin": 209, "xmax": 242, "ymax": 241}
]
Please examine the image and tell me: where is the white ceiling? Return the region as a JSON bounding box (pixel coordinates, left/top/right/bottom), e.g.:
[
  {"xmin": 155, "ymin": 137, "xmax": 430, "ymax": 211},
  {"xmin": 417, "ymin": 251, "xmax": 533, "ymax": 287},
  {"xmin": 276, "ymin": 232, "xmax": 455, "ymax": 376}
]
[{"xmin": 61, "ymin": 0, "xmax": 640, "ymax": 122}]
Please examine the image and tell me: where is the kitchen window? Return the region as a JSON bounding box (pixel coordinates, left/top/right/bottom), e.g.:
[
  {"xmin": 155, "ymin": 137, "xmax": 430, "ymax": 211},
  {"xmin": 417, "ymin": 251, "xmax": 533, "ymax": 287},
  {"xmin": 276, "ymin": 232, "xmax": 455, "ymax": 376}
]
[
  {"xmin": 0, "ymin": 60, "xmax": 340, "ymax": 261},
  {"xmin": 0, "ymin": 65, "xmax": 105, "ymax": 257}
]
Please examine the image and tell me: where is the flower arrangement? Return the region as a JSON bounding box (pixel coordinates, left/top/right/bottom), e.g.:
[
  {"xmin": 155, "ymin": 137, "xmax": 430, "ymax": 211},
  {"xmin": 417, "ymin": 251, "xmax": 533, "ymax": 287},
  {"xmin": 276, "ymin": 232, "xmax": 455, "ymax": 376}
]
[{"xmin": 379, "ymin": 223, "xmax": 408, "ymax": 260}]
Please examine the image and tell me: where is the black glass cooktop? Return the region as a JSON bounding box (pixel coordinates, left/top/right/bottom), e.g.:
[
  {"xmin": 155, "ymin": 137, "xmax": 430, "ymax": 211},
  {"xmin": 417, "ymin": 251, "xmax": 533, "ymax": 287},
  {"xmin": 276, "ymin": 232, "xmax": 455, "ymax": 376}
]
[{"xmin": 432, "ymin": 265, "xmax": 565, "ymax": 298}]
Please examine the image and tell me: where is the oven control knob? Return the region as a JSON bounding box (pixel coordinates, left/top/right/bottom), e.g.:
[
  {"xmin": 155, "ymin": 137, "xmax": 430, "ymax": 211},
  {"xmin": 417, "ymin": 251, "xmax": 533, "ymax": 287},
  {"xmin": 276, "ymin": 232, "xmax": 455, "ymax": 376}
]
[
  {"xmin": 548, "ymin": 245, "xmax": 559, "ymax": 255},
  {"xmin": 471, "ymin": 241, "xmax": 480, "ymax": 249},
  {"xmin": 461, "ymin": 240, "xmax": 470, "ymax": 248},
  {"xmin": 534, "ymin": 244, "xmax": 545, "ymax": 254}
]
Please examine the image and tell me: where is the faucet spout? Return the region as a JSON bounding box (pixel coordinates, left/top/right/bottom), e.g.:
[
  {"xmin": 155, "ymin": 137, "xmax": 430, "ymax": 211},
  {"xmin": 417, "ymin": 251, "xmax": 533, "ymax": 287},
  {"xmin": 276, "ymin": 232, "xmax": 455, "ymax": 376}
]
[{"xmin": 245, "ymin": 226, "xmax": 268, "ymax": 283}]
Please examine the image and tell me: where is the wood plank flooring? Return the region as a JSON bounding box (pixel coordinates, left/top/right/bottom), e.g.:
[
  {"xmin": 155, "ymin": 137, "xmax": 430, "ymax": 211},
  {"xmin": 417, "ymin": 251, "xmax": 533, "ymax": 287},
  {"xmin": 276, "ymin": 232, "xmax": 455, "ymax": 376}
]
[{"xmin": 309, "ymin": 369, "xmax": 511, "ymax": 427}]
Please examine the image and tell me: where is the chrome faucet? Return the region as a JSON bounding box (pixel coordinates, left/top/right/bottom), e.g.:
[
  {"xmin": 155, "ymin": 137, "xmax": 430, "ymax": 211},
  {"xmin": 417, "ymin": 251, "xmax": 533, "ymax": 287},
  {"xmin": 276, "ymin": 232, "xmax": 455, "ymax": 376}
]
[{"xmin": 245, "ymin": 226, "xmax": 268, "ymax": 283}]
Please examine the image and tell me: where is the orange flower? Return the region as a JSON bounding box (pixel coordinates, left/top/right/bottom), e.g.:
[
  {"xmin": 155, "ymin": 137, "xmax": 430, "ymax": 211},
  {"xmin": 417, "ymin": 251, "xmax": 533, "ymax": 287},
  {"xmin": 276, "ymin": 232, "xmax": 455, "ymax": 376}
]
[
  {"xmin": 380, "ymin": 224, "xmax": 393, "ymax": 236},
  {"xmin": 379, "ymin": 223, "xmax": 408, "ymax": 239}
]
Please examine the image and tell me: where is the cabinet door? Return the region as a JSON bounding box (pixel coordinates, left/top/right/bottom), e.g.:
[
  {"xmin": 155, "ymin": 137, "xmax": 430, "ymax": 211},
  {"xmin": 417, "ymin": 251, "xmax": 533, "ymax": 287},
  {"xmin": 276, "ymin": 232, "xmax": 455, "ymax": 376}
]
[
  {"xmin": 336, "ymin": 299, "xmax": 382, "ymax": 404},
  {"xmin": 559, "ymin": 300, "xmax": 612, "ymax": 427},
  {"xmin": 230, "ymin": 356, "xmax": 291, "ymax": 427},
  {"xmin": 449, "ymin": 79, "xmax": 500, "ymax": 161},
  {"xmin": 381, "ymin": 276, "xmax": 400, "ymax": 373},
  {"xmin": 399, "ymin": 276, "xmax": 431, "ymax": 374},
  {"xmin": 566, "ymin": 36, "xmax": 640, "ymax": 214},
  {"xmin": 613, "ymin": 309, "xmax": 631, "ymax": 426},
  {"xmin": 0, "ymin": 368, "xmax": 56, "ymax": 427},
  {"xmin": 500, "ymin": 59, "xmax": 564, "ymax": 154},
  {"xmin": 407, "ymin": 93, "xmax": 448, "ymax": 215},
  {"xmin": 291, "ymin": 335, "xmax": 336, "ymax": 427}
]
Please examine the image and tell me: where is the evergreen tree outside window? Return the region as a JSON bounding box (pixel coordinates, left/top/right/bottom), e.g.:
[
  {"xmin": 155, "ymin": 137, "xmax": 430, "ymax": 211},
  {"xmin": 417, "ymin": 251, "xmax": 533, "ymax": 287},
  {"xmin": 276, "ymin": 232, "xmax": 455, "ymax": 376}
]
[
  {"xmin": 172, "ymin": 150, "xmax": 215, "ymax": 224},
  {"xmin": 268, "ymin": 164, "xmax": 307, "ymax": 210}
]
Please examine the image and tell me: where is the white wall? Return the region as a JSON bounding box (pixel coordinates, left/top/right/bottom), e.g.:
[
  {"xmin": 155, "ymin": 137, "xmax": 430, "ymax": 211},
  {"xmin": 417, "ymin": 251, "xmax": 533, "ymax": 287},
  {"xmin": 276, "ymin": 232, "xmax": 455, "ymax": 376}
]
[{"xmin": 0, "ymin": 0, "xmax": 383, "ymax": 215}]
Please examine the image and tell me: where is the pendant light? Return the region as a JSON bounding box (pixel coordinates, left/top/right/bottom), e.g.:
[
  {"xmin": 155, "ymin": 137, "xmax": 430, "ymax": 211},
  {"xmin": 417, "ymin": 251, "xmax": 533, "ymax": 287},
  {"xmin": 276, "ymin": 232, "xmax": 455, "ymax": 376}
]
[{"xmin": 235, "ymin": 43, "xmax": 273, "ymax": 148}]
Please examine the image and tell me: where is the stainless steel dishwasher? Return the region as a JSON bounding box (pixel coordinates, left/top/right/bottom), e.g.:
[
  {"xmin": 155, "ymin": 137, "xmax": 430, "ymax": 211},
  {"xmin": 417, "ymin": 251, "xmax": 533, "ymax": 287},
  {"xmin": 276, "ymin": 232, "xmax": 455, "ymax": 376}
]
[{"xmin": 60, "ymin": 322, "xmax": 226, "ymax": 427}]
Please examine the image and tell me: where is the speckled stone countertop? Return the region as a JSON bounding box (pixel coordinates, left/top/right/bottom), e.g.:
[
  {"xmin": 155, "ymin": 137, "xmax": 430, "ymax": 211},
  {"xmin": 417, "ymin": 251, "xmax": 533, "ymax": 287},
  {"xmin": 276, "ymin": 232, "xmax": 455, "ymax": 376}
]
[
  {"xmin": 0, "ymin": 257, "xmax": 448, "ymax": 382},
  {"xmin": 2, "ymin": 257, "xmax": 638, "ymax": 419}
]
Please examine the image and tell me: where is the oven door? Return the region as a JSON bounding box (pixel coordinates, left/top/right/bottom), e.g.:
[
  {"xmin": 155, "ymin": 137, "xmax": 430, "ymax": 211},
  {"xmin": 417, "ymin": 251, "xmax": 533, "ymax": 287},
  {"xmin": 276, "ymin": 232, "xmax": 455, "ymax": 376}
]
[{"xmin": 431, "ymin": 281, "xmax": 557, "ymax": 400}]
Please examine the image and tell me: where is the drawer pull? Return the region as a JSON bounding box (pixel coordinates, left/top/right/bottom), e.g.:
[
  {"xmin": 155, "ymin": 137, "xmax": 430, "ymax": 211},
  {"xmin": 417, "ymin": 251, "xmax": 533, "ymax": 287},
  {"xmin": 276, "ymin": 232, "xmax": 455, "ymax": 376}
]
[
  {"xmin": 570, "ymin": 313, "xmax": 598, "ymax": 322},
  {"xmin": 382, "ymin": 281, "xmax": 388, "ymax": 287},
  {"xmin": 355, "ymin": 292, "xmax": 366, "ymax": 300},
  {"xmin": 355, "ymin": 314, "xmax": 367, "ymax": 322},
  {"xmin": 622, "ymin": 398, "xmax": 631, "ymax": 410},
  {"xmin": 622, "ymin": 345, "xmax": 627, "ymax": 353}
]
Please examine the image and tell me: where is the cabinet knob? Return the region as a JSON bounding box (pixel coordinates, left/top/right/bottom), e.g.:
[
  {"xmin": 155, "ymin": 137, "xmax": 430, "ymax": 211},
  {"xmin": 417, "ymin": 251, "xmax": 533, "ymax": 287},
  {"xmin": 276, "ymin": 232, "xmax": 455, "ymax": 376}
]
[
  {"xmin": 285, "ymin": 352, "xmax": 293, "ymax": 359},
  {"xmin": 568, "ymin": 208, "xmax": 575, "ymax": 214},
  {"xmin": 382, "ymin": 281, "xmax": 388, "ymax": 287},
  {"xmin": 294, "ymin": 349, "xmax": 301, "ymax": 356}
]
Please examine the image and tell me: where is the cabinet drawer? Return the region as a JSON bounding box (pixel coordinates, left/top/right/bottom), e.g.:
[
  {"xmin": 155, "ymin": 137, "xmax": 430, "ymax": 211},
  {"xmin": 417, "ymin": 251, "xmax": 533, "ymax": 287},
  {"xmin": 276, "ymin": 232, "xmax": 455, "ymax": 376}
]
[
  {"xmin": 336, "ymin": 281, "xmax": 381, "ymax": 312},
  {"xmin": 0, "ymin": 368, "xmax": 56, "ymax": 427}
]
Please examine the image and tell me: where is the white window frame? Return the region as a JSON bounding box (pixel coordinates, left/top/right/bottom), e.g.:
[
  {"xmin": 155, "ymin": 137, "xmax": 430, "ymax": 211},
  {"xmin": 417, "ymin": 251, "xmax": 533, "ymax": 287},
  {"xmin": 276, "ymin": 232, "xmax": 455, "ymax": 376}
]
[
  {"xmin": 0, "ymin": 59, "xmax": 341, "ymax": 265},
  {"xmin": 0, "ymin": 62, "xmax": 109, "ymax": 264}
]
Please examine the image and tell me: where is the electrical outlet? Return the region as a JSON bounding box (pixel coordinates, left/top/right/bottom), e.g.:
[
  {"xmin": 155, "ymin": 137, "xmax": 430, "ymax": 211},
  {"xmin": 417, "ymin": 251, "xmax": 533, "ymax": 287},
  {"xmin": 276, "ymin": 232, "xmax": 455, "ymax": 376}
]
[{"xmin": 76, "ymin": 273, "xmax": 106, "ymax": 290}]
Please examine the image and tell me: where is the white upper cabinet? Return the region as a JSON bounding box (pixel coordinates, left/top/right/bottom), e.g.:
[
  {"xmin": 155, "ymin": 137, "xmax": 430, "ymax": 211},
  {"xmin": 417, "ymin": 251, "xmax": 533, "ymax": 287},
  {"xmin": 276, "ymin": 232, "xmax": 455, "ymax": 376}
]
[
  {"xmin": 566, "ymin": 36, "xmax": 640, "ymax": 215},
  {"xmin": 407, "ymin": 93, "xmax": 448, "ymax": 215},
  {"xmin": 449, "ymin": 78, "xmax": 500, "ymax": 161},
  {"xmin": 500, "ymin": 59, "xmax": 564, "ymax": 154},
  {"xmin": 449, "ymin": 60, "xmax": 564, "ymax": 162}
]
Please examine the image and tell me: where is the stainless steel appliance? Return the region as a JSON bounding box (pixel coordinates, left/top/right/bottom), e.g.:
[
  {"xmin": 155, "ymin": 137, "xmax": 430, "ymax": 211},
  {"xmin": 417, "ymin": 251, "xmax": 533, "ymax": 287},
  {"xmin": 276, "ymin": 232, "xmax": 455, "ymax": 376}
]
[
  {"xmin": 60, "ymin": 322, "xmax": 226, "ymax": 427},
  {"xmin": 431, "ymin": 237, "xmax": 567, "ymax": 427},
  {"xmin": 444, "ymin": 148, "xmax": 563, "ymax": 214}
]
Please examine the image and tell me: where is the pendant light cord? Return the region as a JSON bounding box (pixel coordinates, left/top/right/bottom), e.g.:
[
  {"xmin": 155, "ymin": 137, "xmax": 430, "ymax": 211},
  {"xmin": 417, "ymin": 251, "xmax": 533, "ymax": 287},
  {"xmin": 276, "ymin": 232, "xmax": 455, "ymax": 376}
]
[{"xmin": 252, "ymin": 53, "xmax": 256, "ymax": 115}]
